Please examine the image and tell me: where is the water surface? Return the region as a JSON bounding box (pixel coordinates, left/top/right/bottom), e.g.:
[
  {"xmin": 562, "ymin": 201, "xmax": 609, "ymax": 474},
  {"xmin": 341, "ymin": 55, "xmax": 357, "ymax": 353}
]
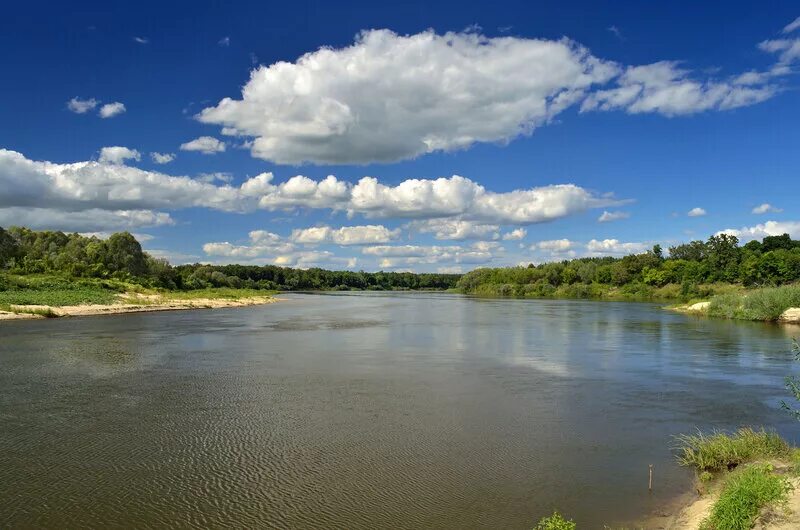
[{"xmin": 2, "ymin": 292, "xmax": 799, "ymax": 528}]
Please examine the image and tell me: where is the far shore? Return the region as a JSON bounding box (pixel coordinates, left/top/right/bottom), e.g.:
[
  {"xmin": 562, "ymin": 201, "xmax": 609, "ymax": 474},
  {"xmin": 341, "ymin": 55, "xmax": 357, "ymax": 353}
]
[{"xmin": 0, "ymin": 293, "xmax": 281, "ymax": 321}]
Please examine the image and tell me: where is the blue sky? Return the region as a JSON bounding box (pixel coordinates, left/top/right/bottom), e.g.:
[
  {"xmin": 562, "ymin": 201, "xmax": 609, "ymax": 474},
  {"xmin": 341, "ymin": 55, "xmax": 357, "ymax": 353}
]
[{"xmin": 1, "ymin": 1, "xmax": 799, "ymax": 272}]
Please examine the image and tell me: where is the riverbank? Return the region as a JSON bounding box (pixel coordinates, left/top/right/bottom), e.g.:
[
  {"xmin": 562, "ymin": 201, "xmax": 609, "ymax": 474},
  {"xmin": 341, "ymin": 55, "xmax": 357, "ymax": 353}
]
[
  {"xmin": 672, "ymin": 284, "xmax": 800, "ymax": 324},
  {"xmin": 0, "ymin": 291, "xmax": 280, "ymax": 321},
  {"xmin": 642, "ymin": 429, "xmax": 800, "ymax": 529}
]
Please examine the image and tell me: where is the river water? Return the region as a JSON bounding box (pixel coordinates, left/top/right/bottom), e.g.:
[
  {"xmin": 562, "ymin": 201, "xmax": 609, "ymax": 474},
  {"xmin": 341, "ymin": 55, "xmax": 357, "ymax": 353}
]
[{"xmin": 2, "ymin": 292, "xmax": 799, "ymax": 528}]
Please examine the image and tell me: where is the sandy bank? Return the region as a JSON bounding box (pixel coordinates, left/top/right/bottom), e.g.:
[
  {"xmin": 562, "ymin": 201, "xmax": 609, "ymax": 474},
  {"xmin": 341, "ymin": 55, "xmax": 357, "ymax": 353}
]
[
  {"xmin": 779, "ymin": 308, "xmax": 800, "ymax": 324},
  {"xmin": 0, "ymin": 293, "xmax": 280, "ymax": 321},
  {"xmin": 645, "ymin": 464, "xmax": 800, "ymax": 529}
]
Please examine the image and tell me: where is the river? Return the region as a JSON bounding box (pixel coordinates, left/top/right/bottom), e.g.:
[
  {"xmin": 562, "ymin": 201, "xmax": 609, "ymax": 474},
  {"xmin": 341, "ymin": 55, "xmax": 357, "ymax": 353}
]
[{"xmin": 1, "ymin": 292, "xmax": 799, "ymax": 528}]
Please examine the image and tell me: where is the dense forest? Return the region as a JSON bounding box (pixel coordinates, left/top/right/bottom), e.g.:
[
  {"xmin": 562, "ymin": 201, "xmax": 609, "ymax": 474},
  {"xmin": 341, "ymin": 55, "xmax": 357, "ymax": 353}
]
[
  {"xmin": 0, "ymin": 226, "xmax": 460, "ymax": 291},
  {"xmin": 458, "ymin": 233, "xmax": 800, "ymax": 300}
]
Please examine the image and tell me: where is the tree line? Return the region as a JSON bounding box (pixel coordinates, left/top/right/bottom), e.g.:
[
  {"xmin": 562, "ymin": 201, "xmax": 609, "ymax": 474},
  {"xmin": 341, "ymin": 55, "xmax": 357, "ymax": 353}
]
[
  {"xmin": 457, "ymin": 233, "xmax": 800, "ymax": 299},
  {"xmin": 0, "ymin": 226, "xmax": 460, "ymax": 291}
]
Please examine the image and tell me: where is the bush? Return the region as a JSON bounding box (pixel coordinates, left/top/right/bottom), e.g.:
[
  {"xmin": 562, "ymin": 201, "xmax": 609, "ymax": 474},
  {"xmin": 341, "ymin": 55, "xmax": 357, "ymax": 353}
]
[
  {"xmin": 534, "ymin": 511, "xmax": 576, "ymax": 530},
  {"xmin": 708, "ymin": 284, "xmax": 800, "ymax": 321}
]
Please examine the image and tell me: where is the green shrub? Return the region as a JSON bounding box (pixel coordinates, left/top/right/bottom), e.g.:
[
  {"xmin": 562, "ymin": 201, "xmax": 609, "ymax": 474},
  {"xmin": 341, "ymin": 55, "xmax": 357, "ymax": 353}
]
[
  {"xmin": 675, "ymin": 428, "xmax": 789, "ymax": 472},
  {"xmin": 700, "ymin": 463, "xmax": 792, "ymax": 530},
  {"xmin": 708, "ymin": 284, "xmax": 800, "ymax": 321},
  {"xmin": 534, "ymin": 511, "xmax": 576, "ymax": 530}
]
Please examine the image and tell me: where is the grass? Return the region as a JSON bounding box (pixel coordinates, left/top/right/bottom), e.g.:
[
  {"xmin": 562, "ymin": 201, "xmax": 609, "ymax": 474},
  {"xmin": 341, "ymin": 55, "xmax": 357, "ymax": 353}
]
[
  {"xmin": 708, "ymin": 284, "xmax": 800, "ymax": 321},
  {"xmin": 160, "ymin": 287, "xmax": 276, "ymax": 300},
  {"xmin": 534, "ymin": 511, "xmax": 576, "ymax": 530},
  {"xmin": 0, "ymin": 303, "xmax": 58, "ymax": 317},
  {"xmin": 675, "ymin": 428, "xmax": 790, "ymax": 473},
  {"xmin": 0, "ymin": 274, "xmax": 121, "ymax": 306},
  {"xmin": 699, "ymin": 463, "xmax": 792, "ymax": 530},
  {"xmin": 0, "ymin": 274, "xmax": 277, "ymax": 309}
]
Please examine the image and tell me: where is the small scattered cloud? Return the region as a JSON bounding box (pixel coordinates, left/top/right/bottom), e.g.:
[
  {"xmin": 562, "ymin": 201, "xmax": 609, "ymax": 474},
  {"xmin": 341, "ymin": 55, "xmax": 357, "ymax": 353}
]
[
  {"xmin": 218, "ymin": 36, "xmax": 230, "ymax": 46},
  {"xmin": 98, "ymin": 102, "xmax": 126, "ymax": 118},
  {"xmin": 758, "ymin": 38, "xmax": 800, "ymax": 64},
  {"xmin": 586, "ymin": 239, "xmax": 648, "ymax": 256},
  {"xmin": 598, "ymin": 210, "xmax": 630, "ymax": 223},
  {"xmin": 67, "ymin": 97, "xmax": 98, "ymax": 114},
  {"xmin": 180, "ymin": 136, "xmax": 226, "ymax": 154},
  {"xmin": 752, "ymin": 203, "xmax": 783, "ymax": 214},
  {"xmin": 196, "ymin": 172, "xmax": 234, "ymax": 184},
  {"xmin": 607, "ymin": 25, "xmax": 624, "ymax": 41},
  {"xmin": 150, "ymin": 152, "xmax": 175, "ymax": 164},
  {"xmin": 291, "ymin": 225, "xmax": 401, "ymax": 245},
  {"xmin": 133, "ymin": 36, "xmax": 149, "ymax": 44},
  {"xmin": 687, "ymin": 207, "xmax": 707, "ymax": 217},
  {"xmin": 406, "ymin": 218, "xmax": 500, "ymax": 241},
  {"xmin": 502, "ymin": 228, "xmax": 527, "ymax": 241},
  {"xmin": 536, "ymin": 239, "xmax": 574, "ymax": 252},
  {"xmin": 784, "ymin": 16, "xmax": 800, "ymax": 34},
  {"xmin": 98, "ymin": 146, "xmax": 141, "ymax": 165}
]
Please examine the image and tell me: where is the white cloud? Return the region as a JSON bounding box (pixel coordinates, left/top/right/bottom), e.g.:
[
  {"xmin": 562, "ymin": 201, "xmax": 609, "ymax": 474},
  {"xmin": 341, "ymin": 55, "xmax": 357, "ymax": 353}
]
[
  {"xmin": 218, "ymin": 36, "xmax": 230, "ymax": 46},
  {"xmin": 196, "ymin": 172, "xmax": 233, "ymax": 184},
  {"xmin": 408, "ymin": 218, "xmax": 500, "ymax": 240},
  {"xmin": 0, "ymin": 148, "xmax": 623, "ymax": 232},
  {"xmin": 717, "ymin": 220, "xmax": 800, "ymax": 241},
  {"xmin": 687, "ymin": 207, "xmax": 707, "ymax": 217},
  {"xmin": 98, "ymin": 102, "xmax": 126, "ymax": 118},
  {"xmin": 437, "ymin": 266, "xmax": 463, "ymax": 274},
  {"xmin": 346, "ymin": 176, "xmax": 623, "ymax": 224},
  {"xmin": 586, "ymin": 239, "xmax": 648, "ymax": 256},
  {"xmin": 0, "ymin": 148, "xmax": 245, "ymax": 213},
  {"xmin": 198, "ymin": 27, "xmax": 788, "ymax": 165},
  {"xmin": 785, "ymin": 16, "xmax": 800, "ymax": 34},
  {"xmin": 202, "ymin": 230, "xmax": 295, "ymax": 259},
  {"xmin": 67, "ymin": 97, "xmax": 98, "ymax": 114},
  {"xmin": 758, "ymin": 38, "xmax": 800, "ymax": 64},
  {"xmin": 98, "ymin": 146, "xmax": 141, "ymax": 165},
  {"xmin": 202, "ymin": 230, "xmax": 359, "ymax": 269},
  {"xmin": 502, "ymin": 228, "xmax": 527, "ymax": 240},
  {"xmin": 752, "ymin": 203, "xmax": 782, "ymax": 214},
  {"xmin": 598, "ymin": 210, "xmax": 630, "ymax": 223},
  {"xmin": 362, "ymin": 242, "xmax": 494, "ymax": 266},
  {"xmin": 0, "ymin": 207, "xmax": 172, "ymax": 231},
  {"xmin": 291, "ymin": 224, "xmax": 401, "ymax": 245},
  {"xmin": 180, "ymin": 136, "xmax": 226, "ymax": 154},
  {"xmin": 150, "ymin": 152, "xmax": 176, "ymax": 164},
  {"xmin": 536, "ymin": 239, "xmax": 574, "ymax": 252},
  {"xmin": 134, "ymin": 36, "xmax": 149, "ymax": 44},
  {"xmin": 198, "ymin": 28, "xmax": 618, "ymax": 164},
  {"xmin": 581, "ymin": 61, "xmax": 777, "ymax": 116}
]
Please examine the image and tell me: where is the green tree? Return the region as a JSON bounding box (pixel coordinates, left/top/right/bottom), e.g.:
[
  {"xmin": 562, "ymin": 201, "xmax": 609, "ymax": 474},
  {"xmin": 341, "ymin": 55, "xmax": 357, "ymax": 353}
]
[
  {"xmin": 104, "ymin": 232, "xmax": 148, "ymax": 276},
  {"xmin": 0, "ymin": 226, "xmax": 20, "ymax": 267}
]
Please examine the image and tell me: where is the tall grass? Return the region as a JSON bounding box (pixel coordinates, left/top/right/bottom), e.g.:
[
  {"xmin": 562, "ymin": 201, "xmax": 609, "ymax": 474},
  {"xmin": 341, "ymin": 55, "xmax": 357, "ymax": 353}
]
[
  {"xmin": 0, "ymin": 303, "xmax": 58, "ymax": 317},
  {"xmin": 700, "ymin": 463, "xmax": 792, "ymax": 530},
  {"xmin": 675, "ymin": 428, "xmax": 789, "ymax": 472},
  {"xmin": 708, "ymin": 284, "xmax": 800, "ymax": 321}
]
